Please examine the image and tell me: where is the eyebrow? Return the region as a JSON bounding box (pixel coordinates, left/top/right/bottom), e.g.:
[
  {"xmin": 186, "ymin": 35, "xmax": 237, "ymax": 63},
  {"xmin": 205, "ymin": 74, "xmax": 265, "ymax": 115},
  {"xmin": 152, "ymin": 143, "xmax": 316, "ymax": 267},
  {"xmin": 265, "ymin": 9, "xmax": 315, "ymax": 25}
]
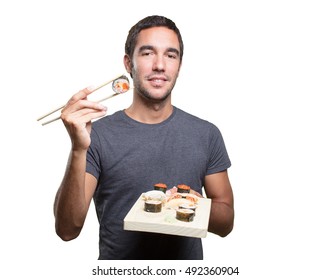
[{"xmin": 138, "ymin": 45, "xmax": 180, "ymax": 56}]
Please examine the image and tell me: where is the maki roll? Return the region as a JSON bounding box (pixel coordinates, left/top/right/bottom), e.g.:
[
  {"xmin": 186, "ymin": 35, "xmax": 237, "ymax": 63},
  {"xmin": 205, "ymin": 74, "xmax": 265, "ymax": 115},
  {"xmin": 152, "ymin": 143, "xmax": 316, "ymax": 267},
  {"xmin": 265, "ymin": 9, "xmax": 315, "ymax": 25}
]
[
  {"xmin": 142, "ymin": 190, "xmax": 166, "ymax": 203},
  {"xmin": 154, "ymin": 183, "xmax": 167, "ymax": 193},
  {"xmin": 177, "ymin": 184, "xmax": 191, "ymax": 194},
  {"xmin": 112, "ymin": 75, "xmax": 130, "ymax": 93},
  {"xmin": 179, "ymin": 203, "xmax": 197, "ymax": 214},
  {"xmin": 144, "ymin": 200, "xmax": 162, "ymax": 213},
  {"xmin": 176, "ymin": 209, "xmax": 195, "ymax": 222}
]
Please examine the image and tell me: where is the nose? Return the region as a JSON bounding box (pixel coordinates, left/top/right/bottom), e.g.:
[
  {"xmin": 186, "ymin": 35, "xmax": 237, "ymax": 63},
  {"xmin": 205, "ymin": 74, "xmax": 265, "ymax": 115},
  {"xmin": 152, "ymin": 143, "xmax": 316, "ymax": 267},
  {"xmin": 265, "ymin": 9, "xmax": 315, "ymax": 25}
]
[{"xmin": 152, "ymin": 54, "xmax": 165, "ymax": 72}]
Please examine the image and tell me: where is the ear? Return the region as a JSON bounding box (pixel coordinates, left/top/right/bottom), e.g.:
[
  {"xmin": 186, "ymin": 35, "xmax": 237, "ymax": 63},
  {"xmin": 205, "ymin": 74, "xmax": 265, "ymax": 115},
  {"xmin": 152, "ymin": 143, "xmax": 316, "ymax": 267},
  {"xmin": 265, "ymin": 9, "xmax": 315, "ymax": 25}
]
[{"xmin": 123, "ymin": 54, "xmax": 132, "ymax": 74}]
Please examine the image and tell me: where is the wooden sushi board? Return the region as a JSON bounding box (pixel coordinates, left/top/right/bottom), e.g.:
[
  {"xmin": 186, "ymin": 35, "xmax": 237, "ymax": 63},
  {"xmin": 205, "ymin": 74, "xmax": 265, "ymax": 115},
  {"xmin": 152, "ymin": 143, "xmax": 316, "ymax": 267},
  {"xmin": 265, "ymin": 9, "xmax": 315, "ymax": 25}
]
[{"xmin": 124, "ymin": 195, "xmax": 211, "ymax": 238}]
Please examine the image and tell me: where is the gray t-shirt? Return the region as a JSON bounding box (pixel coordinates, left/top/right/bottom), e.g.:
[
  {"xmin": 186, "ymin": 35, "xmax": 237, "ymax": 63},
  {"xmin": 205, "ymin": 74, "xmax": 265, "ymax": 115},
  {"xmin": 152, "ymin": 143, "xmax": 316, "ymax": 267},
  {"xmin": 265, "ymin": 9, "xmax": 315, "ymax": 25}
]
[{"xmin": 86, "ymin": 106, "xmax": 231, "ymax": 259}]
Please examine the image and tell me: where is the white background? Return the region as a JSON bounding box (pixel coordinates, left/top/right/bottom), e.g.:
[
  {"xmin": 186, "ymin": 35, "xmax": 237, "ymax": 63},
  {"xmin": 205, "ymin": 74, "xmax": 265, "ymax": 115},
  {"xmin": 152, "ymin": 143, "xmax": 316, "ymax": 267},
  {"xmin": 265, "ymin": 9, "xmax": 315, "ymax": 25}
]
[{"xmin": 1, "ymin": 0, "xmax": 330, "ymax": 279}]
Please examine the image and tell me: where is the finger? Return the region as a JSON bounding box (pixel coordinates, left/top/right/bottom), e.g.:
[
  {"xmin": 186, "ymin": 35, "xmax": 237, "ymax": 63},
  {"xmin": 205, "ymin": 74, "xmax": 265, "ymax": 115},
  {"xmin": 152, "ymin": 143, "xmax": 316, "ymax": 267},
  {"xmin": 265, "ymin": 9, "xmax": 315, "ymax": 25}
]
[
  {"xmin": 62, "ymin": 106, "xmax": 107, "ymax": 124},
  {"xmin": 68, "ymin": 107, "xmax": 107, "ymax": 119},
  {"xmin": 63, "ymin": 86, "xmax": 96, "ymax": 111},
  {"xmin": 74, "ymin": 110, "xmax": 108, "ymax": 124},
  {"xmin": 63, "ymin": 99, "xmax": 107, "ymax": 115}
]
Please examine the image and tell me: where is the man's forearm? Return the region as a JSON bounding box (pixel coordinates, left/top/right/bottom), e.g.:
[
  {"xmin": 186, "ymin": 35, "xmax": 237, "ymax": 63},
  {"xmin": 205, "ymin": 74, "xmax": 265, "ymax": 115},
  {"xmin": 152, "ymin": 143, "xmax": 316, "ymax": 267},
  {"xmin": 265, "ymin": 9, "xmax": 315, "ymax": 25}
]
[
  {"xmin": 54, "ymin": 149, "xmax": 88, "ymax": 241},
  {"xmin": 208, "ymin": 200, "xmax": 234, "ymax": 237}
]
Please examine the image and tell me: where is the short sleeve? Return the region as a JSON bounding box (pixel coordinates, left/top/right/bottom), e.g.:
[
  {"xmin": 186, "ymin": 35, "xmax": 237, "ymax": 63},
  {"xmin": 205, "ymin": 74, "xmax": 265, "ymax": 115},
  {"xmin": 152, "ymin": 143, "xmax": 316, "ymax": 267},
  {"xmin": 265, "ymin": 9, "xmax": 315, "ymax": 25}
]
[
  {"xmin": 86, "ymin": 128, "xmax": 102, "ymax": 180},
  {"xmin": 206, "ymin": 124, "xmax": 231, "ymax": 175}
]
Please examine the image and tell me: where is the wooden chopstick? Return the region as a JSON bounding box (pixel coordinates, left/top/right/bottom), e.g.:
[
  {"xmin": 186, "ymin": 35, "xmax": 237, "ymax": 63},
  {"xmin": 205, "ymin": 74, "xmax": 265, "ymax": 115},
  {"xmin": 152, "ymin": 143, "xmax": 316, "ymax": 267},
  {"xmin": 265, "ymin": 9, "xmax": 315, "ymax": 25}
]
[
  {"xmin": 40, "ymin": 91, "xmax": 123, "ymax": 126},
  {"xmin": 37, "ymin": 74, "xmax": 124, "ymax": 122}
]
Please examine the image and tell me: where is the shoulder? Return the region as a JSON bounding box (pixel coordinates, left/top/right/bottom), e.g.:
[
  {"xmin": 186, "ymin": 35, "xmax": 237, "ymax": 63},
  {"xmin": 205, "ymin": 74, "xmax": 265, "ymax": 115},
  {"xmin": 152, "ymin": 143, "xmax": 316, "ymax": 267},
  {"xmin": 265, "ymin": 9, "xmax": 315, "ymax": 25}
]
[{"xmin": 174, "ymin": 107, "xmax": 219, "ymax": 131}]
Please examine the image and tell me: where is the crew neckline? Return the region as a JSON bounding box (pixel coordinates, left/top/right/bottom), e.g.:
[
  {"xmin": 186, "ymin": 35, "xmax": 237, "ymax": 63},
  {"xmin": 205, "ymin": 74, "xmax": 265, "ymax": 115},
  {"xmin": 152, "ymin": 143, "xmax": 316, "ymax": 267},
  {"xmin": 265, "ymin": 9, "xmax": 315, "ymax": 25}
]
[{"xmin": 120, "ymin": 106, "xmax": 178, "ymax": 127}]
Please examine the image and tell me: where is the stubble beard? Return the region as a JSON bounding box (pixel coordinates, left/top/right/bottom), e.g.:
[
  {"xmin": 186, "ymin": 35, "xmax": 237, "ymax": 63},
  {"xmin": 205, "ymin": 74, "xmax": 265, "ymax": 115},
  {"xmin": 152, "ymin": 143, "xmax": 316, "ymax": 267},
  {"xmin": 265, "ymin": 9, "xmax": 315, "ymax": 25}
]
[{"xmin": 131, "ymin": 67, "xmax": 177, "ymax": 104}]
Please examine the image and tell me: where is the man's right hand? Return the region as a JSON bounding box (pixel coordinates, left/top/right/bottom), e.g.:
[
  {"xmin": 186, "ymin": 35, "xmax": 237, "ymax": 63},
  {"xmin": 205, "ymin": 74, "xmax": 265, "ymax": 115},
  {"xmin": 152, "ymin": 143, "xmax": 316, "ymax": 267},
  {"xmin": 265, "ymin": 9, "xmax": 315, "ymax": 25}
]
[{"xmin": 60, "ymin": 87, "xmax": 108, "ymax": 151}]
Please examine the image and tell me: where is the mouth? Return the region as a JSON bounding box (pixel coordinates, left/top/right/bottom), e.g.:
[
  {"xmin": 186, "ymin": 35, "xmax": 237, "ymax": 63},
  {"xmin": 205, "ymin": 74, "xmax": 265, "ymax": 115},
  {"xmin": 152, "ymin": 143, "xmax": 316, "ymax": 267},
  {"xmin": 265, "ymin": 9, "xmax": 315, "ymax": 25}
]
[{"xmin": 147, "ymin": 75, "xmax": 168, "ymax": 87}]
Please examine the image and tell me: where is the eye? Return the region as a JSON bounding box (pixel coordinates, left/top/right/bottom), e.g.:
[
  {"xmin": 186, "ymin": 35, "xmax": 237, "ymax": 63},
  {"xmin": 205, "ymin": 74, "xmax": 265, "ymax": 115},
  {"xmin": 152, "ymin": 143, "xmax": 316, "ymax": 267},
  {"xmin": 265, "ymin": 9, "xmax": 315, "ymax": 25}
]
[
  {"xmin": 167, "ymin": 52, "xmax": 178, "ymax": 59},
  {"xmin": 142, "ymin": 50, "xmax": 153, "ymax": 56}
]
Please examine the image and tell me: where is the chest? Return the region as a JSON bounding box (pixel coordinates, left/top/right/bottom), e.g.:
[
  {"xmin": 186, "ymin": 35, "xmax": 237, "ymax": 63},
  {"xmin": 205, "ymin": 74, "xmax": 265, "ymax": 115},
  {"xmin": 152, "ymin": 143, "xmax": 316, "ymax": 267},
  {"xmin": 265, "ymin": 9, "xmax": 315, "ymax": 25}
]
[{"xmin": 97, "ymin": 126, "xmax": 209, "ymax": 190}]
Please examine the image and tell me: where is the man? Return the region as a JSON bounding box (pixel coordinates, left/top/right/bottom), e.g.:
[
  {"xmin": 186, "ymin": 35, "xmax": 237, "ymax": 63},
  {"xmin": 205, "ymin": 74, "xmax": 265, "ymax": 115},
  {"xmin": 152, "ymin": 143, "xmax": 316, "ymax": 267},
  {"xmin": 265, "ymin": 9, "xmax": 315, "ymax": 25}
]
[{"xmin": 54, "ymin": 15, "xmax": 234, "ymax": 259}]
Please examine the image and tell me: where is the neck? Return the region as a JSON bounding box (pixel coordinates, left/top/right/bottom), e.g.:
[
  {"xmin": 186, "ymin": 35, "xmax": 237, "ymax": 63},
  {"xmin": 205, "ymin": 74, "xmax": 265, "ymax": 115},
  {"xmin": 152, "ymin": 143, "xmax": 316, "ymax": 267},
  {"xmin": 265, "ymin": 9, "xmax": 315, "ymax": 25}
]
[{"xmin": 125, "ymin": 94, "xmax": 173, "ymax": 124}]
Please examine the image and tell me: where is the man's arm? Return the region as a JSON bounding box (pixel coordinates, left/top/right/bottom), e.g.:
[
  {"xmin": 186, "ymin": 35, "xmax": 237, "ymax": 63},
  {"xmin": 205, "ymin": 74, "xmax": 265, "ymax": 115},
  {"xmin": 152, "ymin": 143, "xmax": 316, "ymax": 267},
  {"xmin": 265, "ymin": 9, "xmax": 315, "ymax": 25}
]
[
  {"xmin": 53, "ymin": 152, "xmax": 97, "ymax": 241},
  {"xmin": 53, "ymin": 87, "xmax": 107, "ymax": 241},
  {"xmin": 204, "ymin": 170, "xmax": 234, "ymax": 237}
]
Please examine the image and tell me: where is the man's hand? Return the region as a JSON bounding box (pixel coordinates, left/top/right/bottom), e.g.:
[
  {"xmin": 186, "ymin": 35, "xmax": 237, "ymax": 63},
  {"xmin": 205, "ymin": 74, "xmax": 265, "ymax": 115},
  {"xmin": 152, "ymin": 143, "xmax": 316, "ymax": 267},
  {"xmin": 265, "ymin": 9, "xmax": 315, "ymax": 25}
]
[{"xmin": 61, "ymin": 87, "xmax": 107, "ymax": 151}]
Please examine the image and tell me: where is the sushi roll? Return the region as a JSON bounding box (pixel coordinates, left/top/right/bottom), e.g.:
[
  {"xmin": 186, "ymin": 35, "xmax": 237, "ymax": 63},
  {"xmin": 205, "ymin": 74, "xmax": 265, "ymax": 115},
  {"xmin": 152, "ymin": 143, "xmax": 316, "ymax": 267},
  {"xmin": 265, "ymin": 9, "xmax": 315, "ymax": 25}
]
[
  {"xmin": 179, "ymin": 203, "xmax": 197, "ymax": 214},
  {"xmin": 177, "ymin": 184, "xmax": 191, "ymax": 194},
  {"xmin": 142, "ymin": 190, "xmax": 166, "ymax": 203},
  {"xmin": 176, "ymin": 209, "xmax": 195, "ymax": 222},
  {"xmin": 144, "ymin": 200, "xmax": 162, "ymax": 213},
  {"xmin": 154, "ymin": 183, "xmax": 167, "ymax": 193},
  {"xmin": 112, "ymin": 75, "xmax": 130, "ymax": 94}
]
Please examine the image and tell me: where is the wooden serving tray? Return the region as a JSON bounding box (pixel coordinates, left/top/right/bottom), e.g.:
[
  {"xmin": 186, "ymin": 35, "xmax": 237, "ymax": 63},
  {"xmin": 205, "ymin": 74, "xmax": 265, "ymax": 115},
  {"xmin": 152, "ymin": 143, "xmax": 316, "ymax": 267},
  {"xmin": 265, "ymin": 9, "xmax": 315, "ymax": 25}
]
[{"xmin": 124, "ymin": 195, "xmax": 211, "ymax": 238}]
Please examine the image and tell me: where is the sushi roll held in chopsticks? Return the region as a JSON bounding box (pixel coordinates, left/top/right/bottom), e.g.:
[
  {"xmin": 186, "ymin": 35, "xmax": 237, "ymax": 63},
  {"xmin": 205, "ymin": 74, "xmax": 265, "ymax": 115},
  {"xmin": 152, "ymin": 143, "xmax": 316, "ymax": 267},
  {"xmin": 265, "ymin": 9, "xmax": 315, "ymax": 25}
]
[{"xmin": 112, "ymin": 75, "xmax": 130, "ymax": 93}]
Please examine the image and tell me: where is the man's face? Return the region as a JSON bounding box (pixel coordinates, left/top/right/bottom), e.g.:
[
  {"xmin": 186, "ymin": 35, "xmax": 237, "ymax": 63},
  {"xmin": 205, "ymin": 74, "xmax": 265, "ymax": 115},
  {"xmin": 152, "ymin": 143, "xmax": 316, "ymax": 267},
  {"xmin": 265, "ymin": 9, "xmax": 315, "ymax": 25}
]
[{"xmin": 126, "ymin": 26, "xmax": 181, "ymax": 103}]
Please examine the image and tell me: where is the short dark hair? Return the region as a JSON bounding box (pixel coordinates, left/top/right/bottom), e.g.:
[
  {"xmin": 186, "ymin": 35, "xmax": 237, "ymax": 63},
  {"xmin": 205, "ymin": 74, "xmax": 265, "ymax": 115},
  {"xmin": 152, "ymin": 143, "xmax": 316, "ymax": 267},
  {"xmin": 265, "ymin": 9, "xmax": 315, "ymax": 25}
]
[{"xmin": 125, "ymin": 15, "xmax": 184, "ymax": 63}]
